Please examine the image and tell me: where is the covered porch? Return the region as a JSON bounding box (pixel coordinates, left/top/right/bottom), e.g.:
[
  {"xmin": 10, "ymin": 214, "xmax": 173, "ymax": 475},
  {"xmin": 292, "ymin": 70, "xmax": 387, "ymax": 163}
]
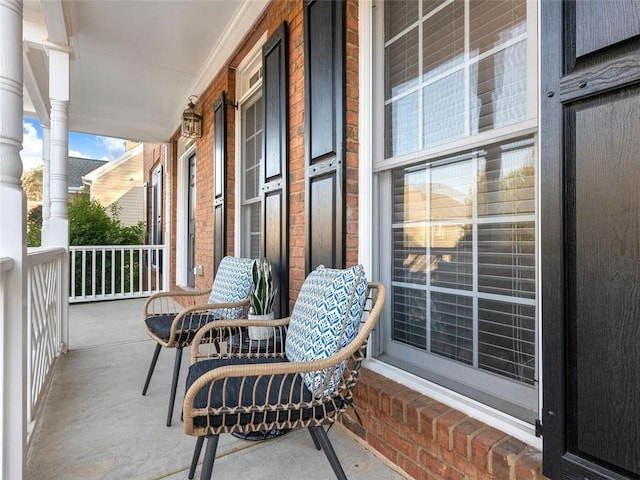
[{"xmin": 26, "ymin": 298, "xmax": 405, "ymax": 480}]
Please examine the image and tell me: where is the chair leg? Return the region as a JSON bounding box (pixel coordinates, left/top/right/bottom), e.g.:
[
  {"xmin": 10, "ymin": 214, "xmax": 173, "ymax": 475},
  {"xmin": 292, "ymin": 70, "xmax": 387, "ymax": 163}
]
[
  {"xmin": 142, "ymin": 343, "xmax": 162, "ymax": 395},
  {"xmin": 166, "ymin": 346, "xmax": 183, "ymax": 427},
  {"xmin": 188, "ymin": 436, "xmax": 204, "ymax": 479},
  {"xmin": 308, "ymin": 426, "xmax": 322, "ymax": 451},
  {"xmin": 200, "ymin": 435, "xmax": 219, "ymax": 480},
  {"xmin": 310, "ymin": 426, "xmax": 347, "ymax": 480}
]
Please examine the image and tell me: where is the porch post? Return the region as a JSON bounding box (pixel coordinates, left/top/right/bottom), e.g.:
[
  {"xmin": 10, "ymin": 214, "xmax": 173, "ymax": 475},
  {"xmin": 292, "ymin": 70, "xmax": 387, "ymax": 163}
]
[
  {"xmin": 0, "ymin": 0, "xmax": 28, "ymax": 478},
  {"xmin": 41, "ymin": 123, "xmax": 51, "ymax": 237},
  {"xmin": 46, "ymin": 46, "xmax": 70, "ymax": 350}
]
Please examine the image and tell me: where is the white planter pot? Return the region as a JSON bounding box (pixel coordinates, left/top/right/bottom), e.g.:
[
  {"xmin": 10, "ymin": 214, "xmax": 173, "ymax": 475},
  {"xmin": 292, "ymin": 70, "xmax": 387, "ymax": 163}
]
[{"xmin": 248, "ymin": 312, "xmax": 275, "ymax": 340}]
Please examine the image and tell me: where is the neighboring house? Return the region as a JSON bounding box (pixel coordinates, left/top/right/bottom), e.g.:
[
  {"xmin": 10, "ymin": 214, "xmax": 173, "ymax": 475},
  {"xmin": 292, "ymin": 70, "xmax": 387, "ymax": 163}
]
[
  {"xmin": 83, "ymin": 143, "xmax": 144, "ymax": 227},
  {"xmin": 67, "ymin": 157, "xmax": 107, "ymax": 200}
]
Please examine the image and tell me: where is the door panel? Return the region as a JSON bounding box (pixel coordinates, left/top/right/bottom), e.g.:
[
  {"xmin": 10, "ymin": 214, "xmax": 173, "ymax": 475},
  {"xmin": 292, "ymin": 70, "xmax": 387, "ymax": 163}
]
[{"xmin": 542, "ymin": 1, "xmax": 640, "ymax": 478}]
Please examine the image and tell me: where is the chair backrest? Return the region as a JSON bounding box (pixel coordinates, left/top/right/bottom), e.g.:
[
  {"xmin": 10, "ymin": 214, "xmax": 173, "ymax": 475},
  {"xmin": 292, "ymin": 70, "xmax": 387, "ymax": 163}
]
[
  {"xmin": 285, "ymin": 264, "xmax": 368, "ymax": 395},
  {"xmin": 207, "ymin": 256, "xmax": 254, "ymax": 319}
]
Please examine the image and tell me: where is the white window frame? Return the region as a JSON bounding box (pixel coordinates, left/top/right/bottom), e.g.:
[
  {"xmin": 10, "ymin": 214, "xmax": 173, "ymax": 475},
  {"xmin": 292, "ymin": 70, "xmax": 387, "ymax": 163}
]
[
  {"xmin": 234, "ymin": 32, "xmax": 268, "ymax": 256},
  {"xmin": 358, "ymin": 0, "xmax": 541, "ymax": 448},
  {"xmin": 176, "ymin": 141, "xmax": 196, "ymax": 287}
]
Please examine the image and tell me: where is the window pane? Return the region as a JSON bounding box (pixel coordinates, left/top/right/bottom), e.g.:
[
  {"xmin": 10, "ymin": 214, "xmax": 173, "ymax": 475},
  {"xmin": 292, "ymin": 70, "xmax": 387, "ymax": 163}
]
[
  {"xmin": 431, "ymin": 292, "xmax": 473, "ymax": 364},
  {"xmin": 478, "ymin": 222, "xmax": 535, "ymax": 298},
  {"xmin": 477, "ymin": 138, "xmax": 535, "ymax": 216},
  {"xmin": 393, "ymin": 167, "xmax": 427, "ymax": 223},
  {"xmin": 423, "ymin": 0, "xmax": 465, "ymax": 81},
  {"xmin": 393, "ymin": 286, "xmax": 427, "ymax": 349},
  {"xmin": 470, "ymin": 40, "xmax": 527, "ymax": 133},
  {"xmin": 469, "ymin": 0, "xmax": 526, "ymax": 56},
  {"xmin": 393, "ymin": 227, "xmax": 427, "ymax": 284},
  {"xmin": 385, "ymin": 27, "xmax": 420, "ymax": 98},
  {"xmin": 385, "ymin": 0, "xmax": 419, "ymax": 40},
  {"xmin": 430, "ymin": 158, "xmax": 472, "ymax": 220},
  {"xmin": 249, "ymin": 203, "xmax": 261, "ymax": 259},
  {"xmin": 478, "ymin": 299, "xmax": 535, "ymax": 385},
  {"xmin": 423, "ymin": 71, "xmax": 466, "ymax": 148},
  {"xmin": 431, "ymin": 224, "xmax": 472, "ymax": 291},
  {"xmin": 385, "ymin": 92, "xmax": 420, "ymax": 157}
]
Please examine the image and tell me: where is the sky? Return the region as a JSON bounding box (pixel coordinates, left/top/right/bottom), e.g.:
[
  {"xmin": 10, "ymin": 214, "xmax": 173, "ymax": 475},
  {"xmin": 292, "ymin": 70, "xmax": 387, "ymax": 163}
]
[{"xmin": 21, "ymin": 117, "xmax": 126, "ymax": 172}]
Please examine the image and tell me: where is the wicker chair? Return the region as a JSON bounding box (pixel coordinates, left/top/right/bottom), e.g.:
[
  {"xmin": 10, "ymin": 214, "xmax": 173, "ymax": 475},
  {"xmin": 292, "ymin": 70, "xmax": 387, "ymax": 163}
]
[
  {"xmin": 183, "ymin": 265, "xmax": 385, "ymax": 480},
  {"xmin": 142, "ymin": 256, "xmax": 254, "ymax": 426}
]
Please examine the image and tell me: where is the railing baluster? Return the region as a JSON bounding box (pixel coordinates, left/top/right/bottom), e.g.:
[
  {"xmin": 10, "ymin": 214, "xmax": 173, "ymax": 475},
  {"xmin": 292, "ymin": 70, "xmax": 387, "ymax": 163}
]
[
  {"xmin": 91, "ymin": 248, "xmax": 96, "ymax": 297},
  {"xmin": 81, "ymin": 249, "xmax": 86, "ymax": 299},
  {"xmin": 67, "ymin": 245, "xmax": 167, "ymax": 302}
]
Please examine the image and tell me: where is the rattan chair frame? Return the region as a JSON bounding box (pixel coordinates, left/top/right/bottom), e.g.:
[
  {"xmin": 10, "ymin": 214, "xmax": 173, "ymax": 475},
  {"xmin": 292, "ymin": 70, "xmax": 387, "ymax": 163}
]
[
  {"xmin": 142, "ymin": 288, "xmax": 250, "ymax": 426},
  {"xmin": 183, "ymin": 282, "xmax": 386, "ymax": 480}
]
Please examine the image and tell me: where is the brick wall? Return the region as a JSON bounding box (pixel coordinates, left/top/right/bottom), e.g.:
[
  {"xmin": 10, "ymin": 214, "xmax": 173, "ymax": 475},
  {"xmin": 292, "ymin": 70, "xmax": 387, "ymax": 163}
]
[{"xmin": 341, "ymin": 369, "xmax": 545, "ymax": 480}]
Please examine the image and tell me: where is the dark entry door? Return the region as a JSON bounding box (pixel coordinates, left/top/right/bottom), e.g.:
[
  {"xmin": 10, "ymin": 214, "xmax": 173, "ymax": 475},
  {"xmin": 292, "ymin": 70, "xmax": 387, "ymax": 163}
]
[
  {"xmin": 541, "ymin": 2, "xmax": 640, "ymax": 479},
  {"xmin": 187, "ymin": 153, "xmax": 196, "ymax": 288}
]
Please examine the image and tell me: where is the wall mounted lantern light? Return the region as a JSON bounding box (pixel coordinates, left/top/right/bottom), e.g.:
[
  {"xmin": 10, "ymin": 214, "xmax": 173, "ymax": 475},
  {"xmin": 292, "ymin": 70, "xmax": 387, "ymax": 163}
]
[{"xmin": 181, "ymin": 95, "xmax": 203, "ymax": 138}]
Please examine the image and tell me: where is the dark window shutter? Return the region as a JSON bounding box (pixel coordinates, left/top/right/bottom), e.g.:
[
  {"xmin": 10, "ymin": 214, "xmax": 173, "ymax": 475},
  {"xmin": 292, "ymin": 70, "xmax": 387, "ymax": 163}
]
[
  {"xmin": 304, "ymin": 0, "xmax": 345, "ymax": 273},
  {"xmin": 213, "ymin": 92, "xmax": 227, "ymax": 275},
  {"xmin": 262, "ymin": 22, "xmax": 288, "ymax": 317}
]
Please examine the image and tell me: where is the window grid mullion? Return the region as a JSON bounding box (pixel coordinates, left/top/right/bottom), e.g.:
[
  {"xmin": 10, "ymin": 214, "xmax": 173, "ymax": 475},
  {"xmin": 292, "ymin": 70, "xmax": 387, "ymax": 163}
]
[
  {"xmin": 464, "ymin": 0, "xmax": 471, "ymax": 138},
  {"xmin": 425, "ymin": 167, "xmax": 432, "ymax": 354},
  {"xmin": 472, "ymin": 153, "xmax": 479, "ymax": 368},
  {"xmin": 418, "ymin": 0, "xmax": 424, "ymax": 152}
]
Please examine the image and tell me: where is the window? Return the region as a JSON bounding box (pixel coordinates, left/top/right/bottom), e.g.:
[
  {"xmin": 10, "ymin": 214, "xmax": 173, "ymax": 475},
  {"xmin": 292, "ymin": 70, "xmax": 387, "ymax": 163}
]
[
  {"xmin": 240, "ymin": 92, "xmax": 263, "ymax": 258},
  {"xmin": 374, "ymin": 0, "xmax": 537, "ymax": 422},
  {"xmin": 236, "ymin": 39, "xmax": 266, "ymax": 259},
  {"xmin": 151, "ymin": 166, "xmax": 162, "ymax": 268}
]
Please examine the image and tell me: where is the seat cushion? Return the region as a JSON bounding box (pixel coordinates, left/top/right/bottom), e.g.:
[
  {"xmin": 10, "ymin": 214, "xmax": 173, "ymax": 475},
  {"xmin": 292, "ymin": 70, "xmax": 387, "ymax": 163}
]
[
  {"xmin": 185, "ymin": 357, "xmax": 341, "ymax": 428},
  {"xmin": 146, "ymin": 314, "xmax": 216, "ymax": 344},
  {"xmin": 207, "ymin": 257, "xmax": 255, "ymax": 319},
  {"xmin": 285, "ymin": 265, "xmax": 368, "ymax": 395}
]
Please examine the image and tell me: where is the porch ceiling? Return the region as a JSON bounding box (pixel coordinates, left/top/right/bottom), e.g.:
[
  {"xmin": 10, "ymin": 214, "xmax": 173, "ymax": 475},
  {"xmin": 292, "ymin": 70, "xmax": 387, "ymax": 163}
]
[{"xmin": 22, "ymin": 0, "xmax": 268, "ymax": 143}]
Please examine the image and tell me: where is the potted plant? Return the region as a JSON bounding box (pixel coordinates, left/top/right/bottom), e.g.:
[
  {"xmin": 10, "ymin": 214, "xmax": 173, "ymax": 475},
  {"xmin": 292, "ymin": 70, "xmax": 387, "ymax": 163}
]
[{"xmin": 248, "ymin": 258, "xmax": 277, "ymax": 340}]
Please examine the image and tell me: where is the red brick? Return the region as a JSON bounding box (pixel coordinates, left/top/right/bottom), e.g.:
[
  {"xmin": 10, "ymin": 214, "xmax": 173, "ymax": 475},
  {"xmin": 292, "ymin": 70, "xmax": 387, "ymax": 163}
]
[
  {"xmin": 383, "ymin": 425, "xmax": 419, "ymax": 460},
  {"xmin": 491, "ymin": 437, "xmax": 527, "ymax": 479},
  {"xmin": 380, "ymin": 382, "xmax": 409, "ymax": 417},
  {"xmin": 452, "ymin": 419, "xmax": 486, "ymax": 459},
  {"xmin": 514, "ymin": 447, "xmax": 543, "ymax": 480},
  {"xmin": 391, "ymin": 388, "xmax": 423, "ymax": 423},
  {"xmin": 435, "ymin": 410, "xmax": 467, "ymax": 450},
  {"xmin": 419, "ymin": 402, "xmax": 451, "ymax": 439},
  {"xmin": 398, "ymin": 453, "xmax": 424, "ymax": 480},
  {"xmin": 405, "ymin": 396, "xmax": 437, "ymax": 429},
  {"xmin": 471, "ymin": 428, "xmax": 509, "ymax": 473},
  {"xmin": 368, "ymin": 432, "xmax": 398, "ymax": 464}
]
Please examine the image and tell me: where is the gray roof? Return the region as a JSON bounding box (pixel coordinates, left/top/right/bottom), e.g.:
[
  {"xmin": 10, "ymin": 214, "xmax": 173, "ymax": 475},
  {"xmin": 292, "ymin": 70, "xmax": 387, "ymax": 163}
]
[{"xmin": 68, "ymin": 157, "xmax": 108, "ymax": 189}]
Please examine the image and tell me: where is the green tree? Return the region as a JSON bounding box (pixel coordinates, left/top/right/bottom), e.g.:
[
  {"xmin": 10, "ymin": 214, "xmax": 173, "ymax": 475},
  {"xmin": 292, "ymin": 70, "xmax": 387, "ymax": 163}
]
[
  {"xmin": 22, "ymin": 165, "xmax": 43, "ymax": 201},
  {"xmin": 27, "ymin": 204, "xmax": 43, "ymax": 247}
]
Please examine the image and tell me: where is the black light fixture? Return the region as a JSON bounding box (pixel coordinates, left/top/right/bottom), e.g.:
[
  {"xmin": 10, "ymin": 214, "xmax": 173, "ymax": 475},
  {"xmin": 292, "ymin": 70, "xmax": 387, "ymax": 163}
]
[{"xmin": 181, "ymin": 95, "xmax": 203, "ymax": 138}]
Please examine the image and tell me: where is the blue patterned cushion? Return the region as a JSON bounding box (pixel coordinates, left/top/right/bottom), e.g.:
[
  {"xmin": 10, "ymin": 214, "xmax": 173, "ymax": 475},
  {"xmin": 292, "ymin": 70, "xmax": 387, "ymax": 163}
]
[
  {"xmin": 207, "ymin": 257, "xmax": 254, "ymax": 319},
  {"xmin": 285, "ymin": 265, "xmax": 368, "ymax": 395}
]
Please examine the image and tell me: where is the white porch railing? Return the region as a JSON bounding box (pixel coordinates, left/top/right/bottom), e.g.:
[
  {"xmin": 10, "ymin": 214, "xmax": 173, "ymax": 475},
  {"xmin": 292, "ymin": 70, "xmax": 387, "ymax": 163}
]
[
  {"xmin": 69, "ymin": 245, "xmax": 166, "ymax": 303},
  {"xmin": 26, "ymin": 247, "xmax": 66, "ymax": 436}
]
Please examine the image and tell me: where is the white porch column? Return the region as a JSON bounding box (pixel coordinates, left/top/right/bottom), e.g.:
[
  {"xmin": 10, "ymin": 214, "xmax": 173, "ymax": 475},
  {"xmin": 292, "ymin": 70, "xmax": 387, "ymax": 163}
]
[
  {"xmin": 45, "ymin": 46, "xmax": 70, "ymax": 350},
  {"xmin": 41, "ymin": 123, "xmax": 51, "ymax": 236},
  {"xmin": 0, "ymin": 0, "xmax": 28, "ymax": 478}
]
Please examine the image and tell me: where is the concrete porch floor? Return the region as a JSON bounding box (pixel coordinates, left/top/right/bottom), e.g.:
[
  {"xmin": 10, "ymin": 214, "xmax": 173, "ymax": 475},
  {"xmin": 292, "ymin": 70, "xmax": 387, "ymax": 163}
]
[{"xmin": 26, "ymin": 298, "xmax": 407, "ymax": 480}]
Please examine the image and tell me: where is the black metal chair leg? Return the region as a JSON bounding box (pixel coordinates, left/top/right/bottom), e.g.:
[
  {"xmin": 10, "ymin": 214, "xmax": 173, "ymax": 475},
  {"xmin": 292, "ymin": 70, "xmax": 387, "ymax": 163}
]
[
  {"xmin": 311, "ymin": 426, "xmax": 347, "ymax": 480},
  {"xmin": 308, "ymin": 426, "xmax": 322, "ymax": 451},
  {"xmin": 142, "ymin": 343, "xmax": 162, "ymax": 395},
  {"xmin": 166, "ymin": 346, "xmax": 183, "ymax": 426},
  {"xmin": 200, "ymin": 435, "xmax": 220, "ymax": 480},
  {"xmin": 188, "ymin": 436, "xmax": 204, "ymax": 479}
]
